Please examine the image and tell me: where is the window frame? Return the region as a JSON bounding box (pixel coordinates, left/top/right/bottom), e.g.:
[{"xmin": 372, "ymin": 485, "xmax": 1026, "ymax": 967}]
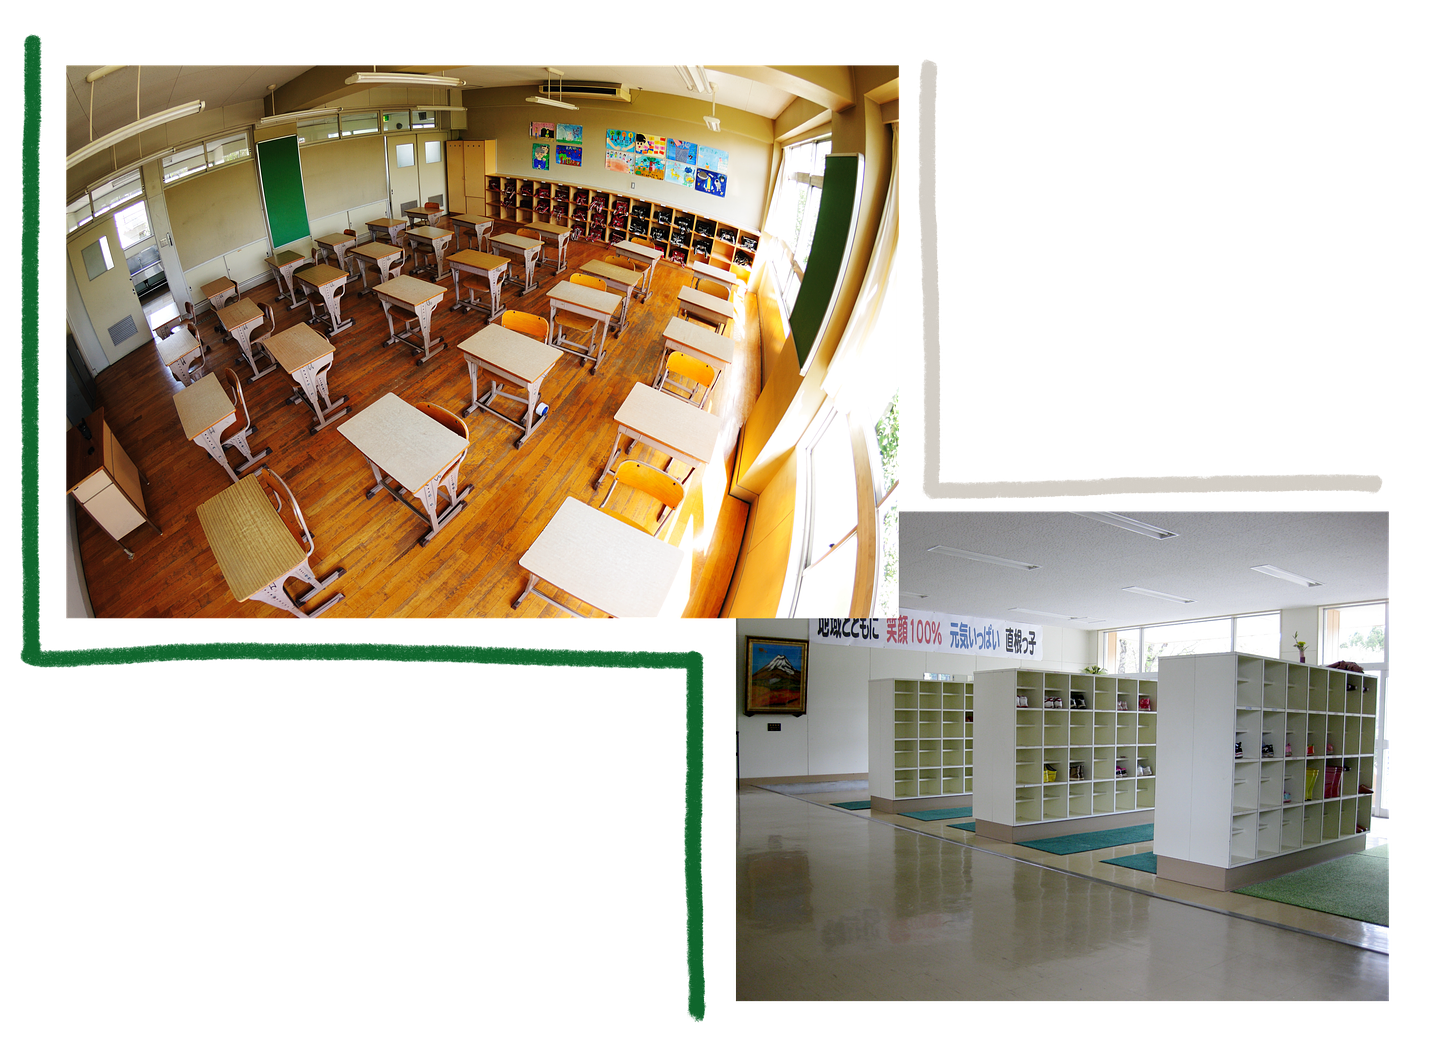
[
  {"xmin": 1100, "ymin": 611, "xmax": 1282, "ymax": 674},
  {"xmin": 762, "ymin": 130, "xmax": 832, "ymax": 316}
]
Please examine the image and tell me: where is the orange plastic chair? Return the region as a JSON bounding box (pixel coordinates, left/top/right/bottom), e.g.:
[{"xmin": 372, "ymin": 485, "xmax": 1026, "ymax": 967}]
[
  {"xmin": 654, "ymin": 350, "xmax": 716, "ymax": 408},
  {"xmin": 598, "ymin": 459, "xmax": 685, "ymax": 538},
  {"xmin": 697, "ymin": 279, "xmax": 731, "ymax": 301},
  {"xmin": 501, "ymin": 310, "xmax": 550, "ymax": 344},
  {"xmin": 552, "ymin": 274, "xmax": 609, "ymax": 356}
]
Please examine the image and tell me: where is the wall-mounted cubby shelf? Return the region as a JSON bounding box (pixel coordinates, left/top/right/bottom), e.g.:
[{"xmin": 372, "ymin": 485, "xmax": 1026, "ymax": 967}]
[
  {"xmin": 974, "ymin": 669, "xmax": 1158, "ymax": 841},
  {"xmin": 868, "ymin": 679, "xmax": 973, "ymax": 813},
  {"xmin": 1156, "ymin": 652, "xmax": 1378, "ymax": 890}
]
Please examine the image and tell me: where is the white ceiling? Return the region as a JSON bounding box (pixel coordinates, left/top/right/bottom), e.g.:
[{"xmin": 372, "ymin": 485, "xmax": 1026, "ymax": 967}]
[
  {"xmin": 64, "ymin": 65, "xmax": 798, "ymax": 160},
  {"xmin": 898, "ymin": 512, "xmax": 1388, "ymax": 629}
]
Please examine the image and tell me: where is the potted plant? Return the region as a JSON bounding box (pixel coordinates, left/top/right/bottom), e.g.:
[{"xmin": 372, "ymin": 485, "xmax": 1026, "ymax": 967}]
[{"xmin": 1293, "ymin": 632, "xmax": 1308, "ymax": 664}]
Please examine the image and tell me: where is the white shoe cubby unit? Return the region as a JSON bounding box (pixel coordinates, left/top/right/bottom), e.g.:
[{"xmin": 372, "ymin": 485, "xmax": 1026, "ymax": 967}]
[
  {"xmin": 972, "ymin": 668, "xmax": 1158, "ymax": 841},
  {"xmin": 868, "ymin": 678, "xmax": 973, "ymax": 813},
  {"xmin": 1155, "ymin": 652, "xmax": 1378, "ymax": 890}
]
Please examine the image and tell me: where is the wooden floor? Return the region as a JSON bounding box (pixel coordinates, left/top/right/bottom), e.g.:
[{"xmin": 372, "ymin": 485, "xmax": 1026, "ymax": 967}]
[{"xmin": 72, "ymin": 239, "xmax": 759, "ymax": 619}]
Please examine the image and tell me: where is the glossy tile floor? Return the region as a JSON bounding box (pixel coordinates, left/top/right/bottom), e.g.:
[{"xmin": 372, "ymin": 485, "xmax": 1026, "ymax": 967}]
[{"xmin": 737, "ymin": 784, "xmax": 1389, "ymax": 1001}]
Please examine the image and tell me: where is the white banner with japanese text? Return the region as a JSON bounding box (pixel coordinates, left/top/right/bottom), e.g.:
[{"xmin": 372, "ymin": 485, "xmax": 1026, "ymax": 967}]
[{"xmin": 808, "ymin": 610, "xmax": 1043, "ymax": 660}]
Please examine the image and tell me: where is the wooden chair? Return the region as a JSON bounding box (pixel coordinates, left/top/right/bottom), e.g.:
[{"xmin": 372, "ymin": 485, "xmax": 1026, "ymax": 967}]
[
  {"xmin": 597, "ymin": 459, "xmax": 685, "ymax": 538},
  {"xmin": 502, "ymin": 310, "xmax": 550, "ymax": 344},
  {"xmin": 218, "ymin": 367, "xmax": 271, "ymax": 476},
  {"xmin": 252, "ymin": 465, "xmax": 346, "ymax": 617},
  {"xmin": 654, "ymin": 350, "xmax": 716, "ymax": 409},
  {"xmin": 414, "ymin": 402, "xmax": 470, "ymax": 512},
  {"xmin": 550, "ymin": 274, "xmax": 609, "ymax": 358},
  {"xmin": 180, "ymin": 301, "xmax": 211, "ymax": 352},
  {"xmin": 171, "ymin": 320, "xmax": 209, "ymax": 384}
]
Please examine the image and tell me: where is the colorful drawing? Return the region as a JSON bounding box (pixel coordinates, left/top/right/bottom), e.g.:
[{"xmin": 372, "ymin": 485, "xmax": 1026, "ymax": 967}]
[
  {"xmin": 606, "ymin": 128, "xmax": 636, "ymax": 150},
  {"xmin": 532, "ymin": 144, "xmax": 550, "ymax": 171},
  {"xmin": 666, "ymin": 161, "xmax": 696, "ymax": 187},
  {"xmin": 531, "ymin": 122, "xmax": 556, "ymax": 138},
  {"xmin": 695, "ymin": 168, "xmax": 727, "ymax": 197},
  {"xmin": 743, "ymin": 637, "xmax": 809, "ymax": 715},
  {"xmin": 605, "ymin": 148, "xmax": 635, "ymax": 173},
  {"xmin": 555, "ymin": 145, "xmax": 582, "ymax": 167},
  {"xmin": 635, "ymin": 154, "xmax": 665, "ymax": 180},
  {"xmin": 635, "ymin": 134, "xmax": 666, "ymax": 159},
  {"xmin": 667, "ymin": 138, "xmax": 698, "ymax": 165},
  {"xmin": 697, "ymin": 145, "xmax": 728, "ymax": 172},
  {"xmin": 556, "ymin": 123, "xmax": 583, "ymax": 145}
]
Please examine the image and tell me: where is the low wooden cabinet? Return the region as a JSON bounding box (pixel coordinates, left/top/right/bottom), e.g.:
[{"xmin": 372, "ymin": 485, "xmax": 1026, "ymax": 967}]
[{"xmin": 67, "ymin": 408, "xmax": 159, "ymax": 558}]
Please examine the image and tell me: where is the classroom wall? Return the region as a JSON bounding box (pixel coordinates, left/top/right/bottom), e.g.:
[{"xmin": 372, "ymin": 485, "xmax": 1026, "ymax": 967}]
[{"xmin": 462, "ymin": 88, "xmax": 774, "ymax": 234}]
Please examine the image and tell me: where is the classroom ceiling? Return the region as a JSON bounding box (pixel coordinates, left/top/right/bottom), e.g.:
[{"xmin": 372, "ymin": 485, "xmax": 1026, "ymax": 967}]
[
  {"xmin": 898, "ymin": 512, "xmax": 1388, "ymax": 629},
  {"xmin": 64, "ymin": 65, "xmax": 802, "ymax": 161}
]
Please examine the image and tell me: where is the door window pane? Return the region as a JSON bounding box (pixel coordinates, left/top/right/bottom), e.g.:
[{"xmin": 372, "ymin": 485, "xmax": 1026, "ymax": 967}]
[
  {"xmin": 395, "ymin": 143, "xmax": 416, "ymax": 168},
  {"xmin": 424, "ymin": 140, "xmax": 443, "ymax": 164}
]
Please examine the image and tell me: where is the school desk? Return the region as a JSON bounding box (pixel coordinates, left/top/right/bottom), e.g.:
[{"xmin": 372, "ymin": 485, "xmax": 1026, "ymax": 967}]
[
  {"xmin": 489, "ymin": 232, "xmax": 544, "ymax": 296},
  {"xmin": 200, "ymin": 276, "xmax": 238, "ymax": 333},
  {"xmin": 405, "ymin": 204, "xmax": 448, "ymax": 228},
  {"xmin": 578, "ymin": 259, "xmax": 641, "ymax": 334},
  {"xmin": 545, "ymin": 279, "xmax": 621, "ymax": 374},
  {"xmin": 261, "ymin": 322, "xmax": 349, "ymax": 434},
  {"xmin": 373, "ymin": 275, "xmax": 449, "ymax": 365},
  {"xmin": 594, "ymin": 381, "xmax": 721, "ymax": 490},
  {"xmin": 348, "ymin": 240, "xmax": 405, "ymax": 291},
  {"xmin": 313, "ymin": 231, "xmax": 358, "ymax": 270},
  {"xmin": 659, "ymin": 314, "xmax": 737, "ymax": 380},
  {"xmin": 173, "ymin": 371, "xmax": 269, "ymax": 483},
  {"xmin": 513, "ymin": 497, "xmax": 689, "ymax": 618},
  {"xmin": 403, "ymin": 224, "xmax": 454, "ymax": 281},
  {"xmin": 366, "ymin": 216, "xmax": 410, "ymax": 245},
  {"xmin": 449, "ymin": 213, "xmax": 493, "ymax": 251},
  {"xmin": 686, "ymin": 259, "xmax": 745, "ymax": 293},
  {"xmin": 195, "ymin": 472, "xmax": 345, "ymax": 618},
  {"xmin": 525, "ymin": 220, "xmax": 572, "ymax": 274},
  {"xmin": 676, "ymin": 284, "xmax": 735, "ymax": 335},
  {"xmin": 445, "ymin": 249, "xmax": 510, "ymax": 321},
  {"xmin": 216, "ymin": 298, "xmax": 279, "ymax": 381},
  {"xmin": 457, "ymin": 322, "xmax": 566, "ymax": 449},
  {"xmin": 294, "ymin": 263, "xmax": 355, "ymax": 336},
  {"xmin": 337, "ymin": 391, "xmax": 472, "ymax": 548},
  {"xmin": 157, "ymin": 323, "xmax": 206, "ymax": 385},
  {"xmin": 264, "ymin": 249, "xmax": 311, "ymax": 309},
  {"xmin": 611, "ymin": 239, "xmax": 662, "ymax": 301}
]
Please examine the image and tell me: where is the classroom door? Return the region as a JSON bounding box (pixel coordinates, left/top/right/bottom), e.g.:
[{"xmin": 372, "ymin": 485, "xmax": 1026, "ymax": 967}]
[
  {"xmin": 386, "ymin": 131, "xmax": 450, "ymax": 217},
  {"xmin": 66, "ymin": 214, "xmax": 149, "ymax": 372}
]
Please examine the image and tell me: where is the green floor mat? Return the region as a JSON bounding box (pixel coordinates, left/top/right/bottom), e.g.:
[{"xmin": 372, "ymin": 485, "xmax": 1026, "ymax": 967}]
[
  {"xmin": 1101, "ymin": 851, "xmax": 1158, "ymax": 873},
  {"xmin": 949, "ymin": 821, "xmax": 976, "ymax": 833},
  {"xmin": 899, "ymin": 807, "xmax": 974, "ymax": 821},
  {"xmin": 830, "ymin": 800, "xmax": 872, "ymax": 810},
  {"xmin": 1016, "ymin": 823, "xmax": 1154, "ymax": 855},
  {"xmin": 1234, "ymin": 844, "xmax": 1388, "ymax": 926}
]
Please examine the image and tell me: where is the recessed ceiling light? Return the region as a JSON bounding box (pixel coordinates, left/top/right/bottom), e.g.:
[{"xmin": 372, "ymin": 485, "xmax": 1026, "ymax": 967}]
[
  {"xmin": 1251, "ymin": 565, "xmax": 1323, "ymax": 588},
  {"xmin": 1009, "ymin": 608, "xmax": 1105, "ymax": 624},
  {"xmin": 1122, "ymin": 586, "xmax": 1196, "ymax": 604},
  {"xmin": 927, "ymin": 546, "xmax": 1040, "ymax": 571},
  {"xmin": 1073, "ymin": 512, "xmax": 1179, "ymax": 539}
]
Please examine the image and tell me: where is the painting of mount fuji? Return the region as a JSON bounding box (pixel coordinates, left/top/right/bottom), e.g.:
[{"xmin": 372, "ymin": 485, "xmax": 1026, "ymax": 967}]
[{"xmin": 744, "ymin": 637, "xmax": 809, "ymax": 715}]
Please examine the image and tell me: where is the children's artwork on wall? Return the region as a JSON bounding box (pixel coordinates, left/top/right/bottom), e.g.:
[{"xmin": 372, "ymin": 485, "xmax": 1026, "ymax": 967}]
[
  {"xmin": 555, "ymin": 145, "xmax": 582, "ymax": 167},
  {"xmin": 605, "ymin": 148, "xmax": 634, "ymax": 173},
  {"xmin": 695, "ymin": 168, "xmax": 727, "ymax": 197},
  {"xmin": 635, "ymin": 154, "xmax": 665, "ymax": 180},
  {"xmin": 666, "ymin": 160, "xmax": 696, "ymax": 187},
  {"xmin": 667, "ymin": 138, "xmax": 698, "ymax": 165},
  {"xmin": 532, "ymin": 143, "xmax": 550, "ymax": 170},
  {"xmin": 531, "ymin": 122, "xmax": 556, "ymax": 138},
  {"xmin": 556, "ymin": 123, "xmax": 583, "ymax": 145},
  {"xmin": 606, "ymin": 128, "xmax": 636, "ymax": 151},
  {"xmin": 697, "ymin": 145, "xmax": 728, "ymax": 173},
  {"xmin": 636, "ymin": 134, "xmax": 666, "ymax": 159}
]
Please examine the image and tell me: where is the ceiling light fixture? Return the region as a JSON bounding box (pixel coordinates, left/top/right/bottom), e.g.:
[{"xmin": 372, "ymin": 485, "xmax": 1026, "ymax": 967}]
[
  {"xmin": 927, "ymin": 545, "xmax": 1040, "ymax": 571},
  {"xmin": 526, "ymin": 68, "xmax": 580, "ymax": 111},
  {"xmin": 66, "ymin": 64, "xmax": 203, "ymax": 171},
  {"xmin": 675, "ymin": 65, "xmax": 709, "ymax": 93},
  {"xmin": 1251, "ymin": 564, "xmax": 1323, "ymax": 588},
  {"xmin": 1009, "ymin": 608, "xmax": 1106, "ymax": 624},
  {"xmin": 1122, "ymin": 586, "xmax": 1196, "ymax": 604},
  {"xmin": 257, "ymin": 107, "xmax": 341, "ymax": 127},
  {"xmin": 1073, "ymin": 512, "xmax": 1179, "ymax": 540},
  {"xmin": 703, "ymin": 82, "xmax": 720, "ymax": 131},
  {"xmin": 346, "ymin": 71, "xmax": 464, "ymax": 88}
]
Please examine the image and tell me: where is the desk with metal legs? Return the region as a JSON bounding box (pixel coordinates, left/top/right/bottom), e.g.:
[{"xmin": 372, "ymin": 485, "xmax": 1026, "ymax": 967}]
[
  {"xmin": 294, "ymin": 263, "xmax": 355, "ymax": 336},
  {"xmin": 449, "ymin": 213, "xmax": 493, "ymax": 251},
  {"xmin": 686, "ymin": 259, "xmax": 745, "ymax": 293},
  {"xmin": 265, "ymin": 250, "xmax": 311, "ymax": 309},
  {"xmin": 404, "ymin": 225, "xmax": 454, "ymax": 281},
  {"xmin": 217, "ymin": 298, "xmax": 278, "ymax": 381},
  {"xmin": 337, "ymin": 391, "xmax": 472, "ymax": 548},
  {"xmin": 489, "ymin": 232, "xmax": 544, "ymax": 296},
  {"xmin": 457, "ymin": 323, "xmax": 566, "ymax": 449},
  {"xmin": 545, "ymin": 280, "xmax": 621, "ymax": 375},
  {"xmin": 349, "ymin": 241, "xmax": 404, "ymax": 291},
  {"xmin": 314, "ymin": 232, "xmax": 358, "ymax": 270},
  {"xmin": 158, "ymin": 325, "xmax": 205, "ymax": 385},
  {"xmin": 594, "ymin": 382, "xmax": 722, "ymax": 490},
  {"xmin": 676, "ymin": 284, "xmax": 735, "ymax": 334},
  {"xmin": 446, "ymin": 249, "xmax": 510, "ymax": 321},
  {"xmin": 578, "ymin": 259, "xmax": 642, "ymax": 335},
  {"xmin": 373, "ymin": 276, "xmax": 449, "ymax": 365},
  {"xmin": 405, "ymin": 204, "xmax": 448, "ymax": 228},
  {"xmin": 514, "ymin": 497, "xmax": 689, "ymax": 618},
  {"xmin": 173, "ymin": 371, "xmax": 270, "ymax": 483},
  {"xmin": 525, "ymin": 220, "xmax": 571, "ymax": 274},
  {"xmin": 262, "ymin": 323, "xmax": 349, "ymax": 434},
  {"xmin": 200, "ymin": 276, "xmax": 238, "ymax": 334},
  {"xmin": 611, "ymin": 239, "xmax": 662, "ymax": 301},
  {"xmin": 659, "ymin": 314, "xmax": 737, "ymax": 381},
  {"xmin": 196, "ymin": 473, "xmax": 344, "ymax": 618},
  {"xmin": 366, "ymin": 216, "xmax": 410, "ymax": 245}
]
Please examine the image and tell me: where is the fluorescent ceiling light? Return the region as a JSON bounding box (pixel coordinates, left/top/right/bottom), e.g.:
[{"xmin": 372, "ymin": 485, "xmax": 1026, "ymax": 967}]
[
  {"xmin": 676, "ymin": 65, "xmax": 709, "ymax": 93},
  {"xmin": 927, "ymin": 545, "xmax": 1040, "ymax": 571},
  {"xmin": 1010, "ymin": 608, "xmax": 1105, "ymax": 624},
  {"xmin": 346, "ymin": 72, "xmax": 463, "ymax": 88},
  {"xmin": 703, "ymin": 82, "xmax": 720, "ymax": 131},
  {"xmin": 1122, "ymin": 586, "xmax": 1196, "ymax": 604},
  {"xmin": 68, "ymin": 100, "xmax": 206, "ymax": 169},
  {"xmin": 1073, "ymin": 512, "xmax": 1179, "ymax": 540},
  {"xmin": 525, "ymin": 96, "xmax": 579, "ymax": 110},
  {"xmin": 258, "ymin": 107, "xmax": 341, "ymax": 127},
  {"xmin": 1251, "ymin": 564, "xmax": 1323, "ymax": 588}
]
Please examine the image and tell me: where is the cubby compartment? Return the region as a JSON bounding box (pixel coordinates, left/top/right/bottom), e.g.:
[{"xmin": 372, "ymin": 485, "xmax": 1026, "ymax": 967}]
[{"xmin": 870, "ymin": 678, "xmax": 974, "ymax": 808}]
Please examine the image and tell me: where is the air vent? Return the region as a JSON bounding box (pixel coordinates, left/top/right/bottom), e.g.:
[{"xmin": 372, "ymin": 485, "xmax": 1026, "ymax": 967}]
[
  {"xmin": 106, "ymin": 314, "xmax": 139, "ymax": 347},
  {"xmin": 540, "ymin": 81, "xmax": 632, "ymax": 102}
]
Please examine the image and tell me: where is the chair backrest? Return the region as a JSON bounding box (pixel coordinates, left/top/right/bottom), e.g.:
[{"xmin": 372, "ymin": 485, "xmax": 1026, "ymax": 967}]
[
  {"xmin": 415, "ymin": 401, "xmax": 469, "ymax": 443},
  {"xmin": 600, "ymin": 460, "xmax": 685, "ymax": 536},
  {"xmin": 666, "ymin": 351, "xmax": 715, "ymax": 391},
  {"xmin": 698, "ymin": 279, "xmax": 731, "ymax": 301},
  {"xmin": 502, "ymin": 310, "xmax": 549, "ymax": 343},
  {"xmin": 222, "ymin": 367, "xmax": 252, "ymax": 431},
  {"xmin": 570, "ymin": 273, "xmax": 607, "ymax": 292},
  {"xmin": 603, "ymin": 254, "xmax": 641, "ymax": 272},
  {"xmin": 517, "ymin": 229, "xmax": 540, "ymax": 241},
  {"xmin": 631, "ymin": 237, "xmax": 653, "ymax": 249},
  {"xmin": 730, "ymin": 263, "xmax": 750, "ymax": 284},
  {"xmin": 344, "ymin": 229, "xmax": 357, "ymax": 237},
  {"xmin": 256, "ymin": 465, "xmax": 314, "ymax": 558},
  {"xmin": 424, "ymin": 202, "xmax": 440, "ymax": 210}
]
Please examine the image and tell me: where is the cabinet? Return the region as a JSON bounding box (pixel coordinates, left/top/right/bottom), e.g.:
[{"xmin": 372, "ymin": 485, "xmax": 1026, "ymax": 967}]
[
  {"xmin": 445, "ymin": 140, "xmax": 498, "ymax": 216},
  {"xmin": 974, "ymin": 669, "xmax": 1158, "ymax": 841},
  {"xmin": 868, "ymin": 678, "xmax": 973, "ymax": 813},
  {"xmin": 1156, "ymin": 652, "xmax": 1377, "ymax": 890},
  {"xmin": 66, "ymin": 408, "xmax": 159, "ymax": 559}
]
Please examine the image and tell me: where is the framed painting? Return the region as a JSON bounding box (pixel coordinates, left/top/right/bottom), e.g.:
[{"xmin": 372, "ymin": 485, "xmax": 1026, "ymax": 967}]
[{"xmin": 744, "ymin": 636, "xmax": 808, "ymax": 716}]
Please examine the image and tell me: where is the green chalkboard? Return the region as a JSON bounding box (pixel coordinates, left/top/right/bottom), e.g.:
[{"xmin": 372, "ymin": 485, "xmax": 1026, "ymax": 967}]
[
  {"xmin": 788, "ymin": 152, "xmax": 863, "ymax": 370},
  {"xmin": 256, "ymin": 134, "xmax": 310, "ymax": 248}
]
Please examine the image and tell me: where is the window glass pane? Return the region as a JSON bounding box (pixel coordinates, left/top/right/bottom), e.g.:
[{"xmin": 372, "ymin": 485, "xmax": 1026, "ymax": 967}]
[
  {"xmin": 341, "ymin": 111, "xmax": 379, "ymax": 137},
  {"xmin": 1141, "ymin": 618, "xmax": 1231, "ymax": 671},
  {"xmin": 424, "ymin": 139, "xmax": 442, "ymax": 164},
  {"xmin": 81, "ymin": 235, "xmax": 114, "ymax": 281},
  {"xmin": 1322, "ymin": 602, "xmax": 1386, "ymax": 664},
  {"xmin": 162, "ymin": 144, "xmax": 207, "ymax": 183},
  {"xmin": 210, "ymin": 134, "xmax": 250, "ymax": 166},
  {"xmin": 806, "ymin": 413, "xmax": 857, "ymax": 565},
  {"xmin": 411, "ymin": 110, "xmax": 437, "ymax": 129},
  {"xmin": 113, "ymin": 200, "xmax": 151, "ymax": 250},
  {"xmin": 67, "ymin": 194, "xmax": 95, "ymax": 233},
  {"xmin": 395, "ymin": 143, "xmax": 415, "ymax": 168},
  {"xmin": 1234, "ymin": 612, "xmax": 1281, "ymax": 657},
  {"xmin": 297, "ymin": 114, "xmax": 339, "ymax": 144},
  {"xmin": 1110, "ymin": 629, "xmax": 1141, "ymax": 673},
  {"xmin": 91, "ymin": 169, "xmax": 143, "ymax": 215},
  {"xmin": 795, "ymin": 527, "xmax": 858, "ymax": 616}
]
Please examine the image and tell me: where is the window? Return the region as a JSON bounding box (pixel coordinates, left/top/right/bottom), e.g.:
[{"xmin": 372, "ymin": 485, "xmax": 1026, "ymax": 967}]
[
  {"xmin": 1102, "ymin": 612, "xmax": 1280, "ymax": 673},
  {"xmin": 68, "ymin": 169, "xmax": 143, "ymax": 234},
  {"xmin": 395, "ymin": 143, "xmax": 416, "ymax": 168},
  {"xmin": 1140, "ymin": 618, "xmax": 1233, "ymax": 672},
  {"xmin": 424, "ymin": 140, "xmax": 443, "ymax": 165},
  {"xmin": 762, "ymin": 133, "xmax": 832, "ymax": 313},
  {"xmin": 410, "ymin": 110, "xmax": 439, "ymax": 130},
  {"xmin": 162, "ymin": 133, "xmax": 250, "ymax": 185},
  {"xmin": 113, "ymin": 199, "xmax": 151, "ymax": 251},
  {"xmin": 297, "ymin": 114, "xmax": 340, "ymax": 145},
  {"xmin": 1321, "ymin": 601, "xmax": 1386, "ymax": 665},
  {"xmin": 341, "ymin": 111, "xmax": 380, "ymax": 138},
  {"xmin": 874, "ymin": 393, "xmax": 899, "ymax": 618}
]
